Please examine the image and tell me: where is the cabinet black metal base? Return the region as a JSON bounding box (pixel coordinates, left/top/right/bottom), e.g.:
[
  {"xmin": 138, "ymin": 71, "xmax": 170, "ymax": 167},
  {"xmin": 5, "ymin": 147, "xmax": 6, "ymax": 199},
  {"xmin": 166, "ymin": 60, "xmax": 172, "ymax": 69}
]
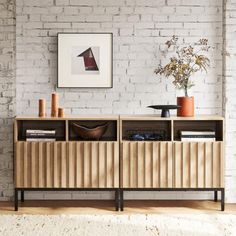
[
  {"xmin": 119, "ymin": 188, "xmax": 225, "ymax": 212},
  {"xmin": 21, "ymin": 190, "xmax": 24, "ymax": 202},
  {"xmin": 214, "ymin": 190, "xmax": 218, "ymax": 202},
  {"xmin": 14, "ymin": 188, "xmax": 121, "ymax": 212},
  {"xmin": 14, "ymin": 188, "xmax": 225, "ymax": 212}
]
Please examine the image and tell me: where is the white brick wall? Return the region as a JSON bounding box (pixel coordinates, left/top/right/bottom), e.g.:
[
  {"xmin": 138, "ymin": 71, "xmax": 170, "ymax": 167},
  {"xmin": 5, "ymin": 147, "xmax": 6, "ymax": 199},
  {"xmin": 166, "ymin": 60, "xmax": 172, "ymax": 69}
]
[
  {"xmin": 0, "ymin": 0, "xmax": 15, "ymax": 201},
  {"xmin": 223, "ymin": 0, "xmax": 236, "ymax": 203},
  {"xmin": 3, "ymin": 0, "xmax": 236, "ymax": 202},
  {"xmin": 15, "ymin": 0, "xmax": 222, "ymax": 117}
]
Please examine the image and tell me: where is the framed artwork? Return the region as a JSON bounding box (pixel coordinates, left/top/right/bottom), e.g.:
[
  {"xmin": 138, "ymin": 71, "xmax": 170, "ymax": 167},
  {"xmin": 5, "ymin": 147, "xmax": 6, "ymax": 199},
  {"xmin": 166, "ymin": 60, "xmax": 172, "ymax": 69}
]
[{"xmin": 58, "ymin": 33, "xmax": 113, "ymax": 88}]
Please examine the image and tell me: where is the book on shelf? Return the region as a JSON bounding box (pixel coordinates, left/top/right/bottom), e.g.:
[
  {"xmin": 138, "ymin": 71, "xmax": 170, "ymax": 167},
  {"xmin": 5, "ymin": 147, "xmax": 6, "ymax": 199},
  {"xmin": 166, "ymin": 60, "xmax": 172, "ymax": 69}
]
[
  {"xmin": 180, "ymin": 131, "xmax": 215, "ymax": 136},
  {"xmin": 181, "ymin": 135, "xmax": 216, "ymax": 138},
  {"xmin": 180, "ymin": 130, "xmax": 216, "ymax": 141},
  {"xmin": 26, "ymin": 130, "xmax": 56, "ymax": 134},
  {"xmin": 26, "ymin": 129, "xmax": 56, "ymax": 141},
  {"xmin": 26, "ymin": 133, "xmax": 56, "ymax": 137},
  {"xmin": 181, "ymin": 137, "xmax": 216, "ymax": 142},
  {"xmin": 26, "ymin": 138, "xmax": 56, "ymax": 142}
]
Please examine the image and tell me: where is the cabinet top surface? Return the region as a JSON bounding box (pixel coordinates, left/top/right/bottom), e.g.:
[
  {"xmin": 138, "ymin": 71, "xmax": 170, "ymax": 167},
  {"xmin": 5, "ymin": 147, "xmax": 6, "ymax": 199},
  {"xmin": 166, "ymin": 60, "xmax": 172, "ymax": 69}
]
[
  {"xmin": 119, "ymin": 114, "xmax": 224, "ymax": 121},
  {"xmin": 15, "ymin": 114, "xmax": 224, "ymax": 121},
  {"xmin": 15, "ymin": 115, "xmax": 119, "ymax": 121}
]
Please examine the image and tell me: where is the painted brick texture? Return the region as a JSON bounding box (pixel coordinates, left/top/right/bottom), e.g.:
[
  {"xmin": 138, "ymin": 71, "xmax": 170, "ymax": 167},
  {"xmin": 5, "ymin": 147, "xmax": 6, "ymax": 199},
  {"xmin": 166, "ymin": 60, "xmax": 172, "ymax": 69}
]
[
  {"xmin": 224, "ymin": 0, "xmax": 236, "ymax": 203},
  {"xmin": 0, "ymin": 0, "xmax": 15, "ymax": 200},
  {"xmin": 15, "ymin": 0, "xmax": 222, "ymax": 116}
]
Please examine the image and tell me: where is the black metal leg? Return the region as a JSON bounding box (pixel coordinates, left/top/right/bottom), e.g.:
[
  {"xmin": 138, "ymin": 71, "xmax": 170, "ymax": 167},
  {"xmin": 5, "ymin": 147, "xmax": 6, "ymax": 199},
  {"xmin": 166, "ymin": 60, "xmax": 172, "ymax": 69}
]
[
  {"xmin": 214, "ymin": 190, "xmax": 218, "ymax": 202},
  {"xmin": 21, "ymin": 190, "xmax": 24, "ymax": 202},
  {"xmin": 120, "ymin": 189, "xmax": 123, "ymax": 211},
  {"xmin": 14, "ymin": 189, "xmax": 18, "ymax": 211},
  {"xmin": 221, "ymin": 189, "xmax": 225, "ymax": 211},
  {"xmin": 115, "ymin": 189, "xmax": 119, "ymax": 211}
]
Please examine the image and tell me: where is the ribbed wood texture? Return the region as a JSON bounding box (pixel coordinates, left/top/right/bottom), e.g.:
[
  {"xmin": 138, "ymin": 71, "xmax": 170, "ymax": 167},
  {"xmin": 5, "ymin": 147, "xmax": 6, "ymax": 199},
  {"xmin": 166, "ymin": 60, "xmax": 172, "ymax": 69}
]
[
  {"xmin": 121, "ymin": 141, "xmax": 224, "ymax": 188},
  {"xmin": 15, "ymin": 141, "xmax": 119, "ymax": 188},
  {"xmin": 121, "ymin": 142, "xmax": 173, "ymax": 188},
  {"xmin": 173, "ymin": 142, "xmax": 224, "ymax": 188}
]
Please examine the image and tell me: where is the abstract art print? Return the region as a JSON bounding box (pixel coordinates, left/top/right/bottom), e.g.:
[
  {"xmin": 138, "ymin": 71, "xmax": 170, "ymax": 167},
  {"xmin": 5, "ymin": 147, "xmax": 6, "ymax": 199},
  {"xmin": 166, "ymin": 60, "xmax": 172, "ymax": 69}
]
[
  {"xmin": 71, "ymin": 47, "xmax": 100, "ymax": 75},
  {"xmin": 58, "ymin": 33, "xmax": 112, "ymax": 88}
]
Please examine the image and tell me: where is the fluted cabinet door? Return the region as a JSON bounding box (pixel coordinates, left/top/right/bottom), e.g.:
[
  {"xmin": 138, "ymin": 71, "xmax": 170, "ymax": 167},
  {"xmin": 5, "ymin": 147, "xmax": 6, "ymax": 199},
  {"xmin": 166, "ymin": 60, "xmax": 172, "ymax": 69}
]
[
  {"xmin": 173, "ymin": 142, "xmax": 224, "ymax": 188},
  {"xmin": 121, "ymin": 142, "xmax": 173, "ymax": 188},
  {"xmin": 70, "ymin": 142, "xmax": 119, "ymax": 188},
  {"xmin": 15, "ymin": 141, "xmax": 119, "ymax": 188}
]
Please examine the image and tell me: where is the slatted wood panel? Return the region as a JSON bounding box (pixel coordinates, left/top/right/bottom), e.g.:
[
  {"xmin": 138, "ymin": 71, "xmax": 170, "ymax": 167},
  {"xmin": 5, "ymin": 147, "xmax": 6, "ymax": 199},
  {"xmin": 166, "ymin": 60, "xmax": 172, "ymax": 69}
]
[
  {"xmin": 15, "ymin": 141, "xmax": 119, "ymax": 188},
  {"xmin": 121, "ymin": 142, "xmax": 173, "ymax": 188},
  {"xmin": 173, "ymin": 142, "xmax": 224, "ymax": 188}
]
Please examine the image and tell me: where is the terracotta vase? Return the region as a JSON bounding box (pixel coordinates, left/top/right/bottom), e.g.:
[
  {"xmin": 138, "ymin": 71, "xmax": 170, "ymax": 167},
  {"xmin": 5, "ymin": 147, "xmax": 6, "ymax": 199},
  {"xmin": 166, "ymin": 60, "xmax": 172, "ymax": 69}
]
[
  {"xmin": 58, "ymin": 108, "xmax": 64, "ymax": 118},
  {"xmin": 177, "ymin": 96, "xmax": 194, "ymax": 117},
  {"xmin": 51, "ymin": 93, "xmax": 58, "ymax": 117},
  {"xmin": 38, "ymin": 99, "xmax": 46, "ymax": 117}
]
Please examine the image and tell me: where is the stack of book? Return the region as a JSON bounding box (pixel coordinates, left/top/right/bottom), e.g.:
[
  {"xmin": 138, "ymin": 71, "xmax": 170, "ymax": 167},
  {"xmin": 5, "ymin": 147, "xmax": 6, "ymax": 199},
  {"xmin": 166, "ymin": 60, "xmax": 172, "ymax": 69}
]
[
  {"xmin": 180, "ymin": 131, "xmax": 216, "ymax": 141},
  {"xmin": 26, "ymin": 130, "xmax": 56, "ymax": 141}
]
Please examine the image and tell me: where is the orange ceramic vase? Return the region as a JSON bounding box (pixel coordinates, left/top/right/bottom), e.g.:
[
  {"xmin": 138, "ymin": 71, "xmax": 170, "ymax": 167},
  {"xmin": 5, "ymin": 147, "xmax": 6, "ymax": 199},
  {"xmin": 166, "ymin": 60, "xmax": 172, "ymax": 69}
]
[
  {"xmin": 51, "ymin": 93, "xmax": 58, "ymax": 117},
  {"xmin": 177, "ymin": 96, "xmax": 194, "ymax": 117}
]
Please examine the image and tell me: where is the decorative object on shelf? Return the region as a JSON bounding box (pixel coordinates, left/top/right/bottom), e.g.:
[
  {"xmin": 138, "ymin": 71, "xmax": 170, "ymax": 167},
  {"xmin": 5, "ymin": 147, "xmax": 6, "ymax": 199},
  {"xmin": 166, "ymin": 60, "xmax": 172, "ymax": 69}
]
[
  {"xmin": 154, "ymin": 36, "xmax": 212, "ymax": 117},
  {"xmin": 26, "ymin": 129, "xmax": 56, "ymax": 142},
  {"xmin": 38, "ymin": 99, "xmax": 46, "ymax": 117},
  {"xmin": 58, "ymin": 108, "xmax": 64, "ymax": 118},
  {"xmin": 72, "ymin": 122, "xmax": 109, "ymax": 140},
  {"xmin": 130, "ymin": 132, "xmax": 166, "ymax": 141},
  {"xmin": 51, "ymin": 92, "xmax": 58, "ymax": 117},
  {"xmin": 177, "ymin": 96, "xmax": 194, "ymax": 117},
  {"xmin": 58, "ymin": 33, "xmax": 113, "ymax": 88},
  {"xmin": 147, "ymin": 105, "xmax": 181, "ymax": 117},
  {"xmin": 180, "ymin": 130, "xmax": 216, "ymax": 141},
  {"xmin": 125, "ymin": 129, "xmax": 167, "ymax": 141}
]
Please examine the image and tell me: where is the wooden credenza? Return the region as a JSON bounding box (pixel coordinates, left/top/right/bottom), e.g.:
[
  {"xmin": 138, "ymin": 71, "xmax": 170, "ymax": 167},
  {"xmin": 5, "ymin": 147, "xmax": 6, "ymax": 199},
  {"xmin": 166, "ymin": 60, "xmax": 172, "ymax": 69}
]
[
  {"xmin": 14, "ymin": 115, "xmax": 225, "ymax": 211},
  {"xmin": 14, "ymin": 115, "xmax": 120, "ymax": 211},
  {"xmin": 119, "ymin": 115, "xmax": 224, "ymax": 211}
]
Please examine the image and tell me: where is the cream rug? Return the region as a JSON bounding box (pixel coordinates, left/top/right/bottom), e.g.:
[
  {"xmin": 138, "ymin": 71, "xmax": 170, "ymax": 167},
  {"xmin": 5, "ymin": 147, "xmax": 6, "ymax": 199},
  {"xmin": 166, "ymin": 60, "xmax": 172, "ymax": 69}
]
[{"xmin": 0, "ymin": 214, "xmax": 236, "ymax": 236}]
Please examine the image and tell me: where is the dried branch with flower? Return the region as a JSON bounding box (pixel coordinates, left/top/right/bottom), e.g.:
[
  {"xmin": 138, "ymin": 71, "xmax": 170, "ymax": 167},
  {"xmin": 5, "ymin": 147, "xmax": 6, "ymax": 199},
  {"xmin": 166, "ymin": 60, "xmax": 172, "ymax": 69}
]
[{"xmin": 154, "ymin": 36, "xmax": 212, "ymax": 97}]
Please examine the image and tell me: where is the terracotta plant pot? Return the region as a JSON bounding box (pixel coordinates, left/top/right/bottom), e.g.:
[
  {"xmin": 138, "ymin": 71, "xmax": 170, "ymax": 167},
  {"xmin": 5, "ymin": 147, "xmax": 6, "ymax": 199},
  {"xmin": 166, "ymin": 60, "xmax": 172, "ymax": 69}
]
[{"xmin": 177, "ymin": 96, "xmax": 194, "ymax": 117}]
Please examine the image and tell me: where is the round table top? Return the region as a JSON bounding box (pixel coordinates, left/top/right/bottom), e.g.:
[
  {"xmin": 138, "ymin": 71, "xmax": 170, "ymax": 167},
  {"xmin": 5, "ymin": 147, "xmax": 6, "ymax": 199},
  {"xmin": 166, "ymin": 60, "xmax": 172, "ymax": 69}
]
[{"xmin": 147, "ymin": 105, "xmax": 181, "ymax": 110}]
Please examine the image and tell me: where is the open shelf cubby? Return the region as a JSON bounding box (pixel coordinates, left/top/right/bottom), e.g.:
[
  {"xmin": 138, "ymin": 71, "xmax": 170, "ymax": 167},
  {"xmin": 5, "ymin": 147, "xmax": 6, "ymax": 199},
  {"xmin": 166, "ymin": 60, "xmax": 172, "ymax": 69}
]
[
  {"xmin": 16, "ymin": 120, "xmax": 66, "ymax": 141},
  {"xmin": 68, "ymin": 120, "xmax": 118, "ymax": 141},
  {"xmin": 121, "ymin": 120, "xmax": 172, "ymax": 141},
  {"xmin": 173, "ymin": 120, "xmax": 223, "ymax": 141}
]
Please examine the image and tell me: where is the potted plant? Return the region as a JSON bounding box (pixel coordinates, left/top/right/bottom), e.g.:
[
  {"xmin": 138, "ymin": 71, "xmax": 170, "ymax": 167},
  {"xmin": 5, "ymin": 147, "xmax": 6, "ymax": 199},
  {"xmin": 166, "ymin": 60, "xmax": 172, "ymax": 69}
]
[{"xmin": 154, "ymin": 36, "xmax": 212, "ymax": 117}]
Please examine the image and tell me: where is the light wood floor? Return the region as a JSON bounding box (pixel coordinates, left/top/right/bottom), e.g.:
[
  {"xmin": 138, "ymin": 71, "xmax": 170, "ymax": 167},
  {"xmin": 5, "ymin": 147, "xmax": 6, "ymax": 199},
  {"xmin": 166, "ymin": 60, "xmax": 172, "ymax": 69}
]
[{"xmin": 0, "ymin": 200, "xmax": 235, "ymax": 215}]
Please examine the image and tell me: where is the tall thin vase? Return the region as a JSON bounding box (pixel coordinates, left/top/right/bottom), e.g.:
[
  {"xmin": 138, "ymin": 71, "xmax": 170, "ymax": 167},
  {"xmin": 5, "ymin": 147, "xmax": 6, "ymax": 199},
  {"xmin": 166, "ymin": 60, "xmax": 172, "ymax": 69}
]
[
  {"xmin": 51, "ymin": 93, "xmax": 58, "ymax": 117},
  {"xmin": 38, "ymin": 99, "xmax": 46, "ymax": 117}
]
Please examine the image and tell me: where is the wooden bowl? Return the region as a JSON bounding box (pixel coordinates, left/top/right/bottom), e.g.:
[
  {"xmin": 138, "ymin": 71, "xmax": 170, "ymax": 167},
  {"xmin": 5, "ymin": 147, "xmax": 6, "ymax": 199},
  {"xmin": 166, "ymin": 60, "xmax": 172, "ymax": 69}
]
[{"xmin": 72, "ymin": 122, "xmax": 109, "ymax": 140}]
